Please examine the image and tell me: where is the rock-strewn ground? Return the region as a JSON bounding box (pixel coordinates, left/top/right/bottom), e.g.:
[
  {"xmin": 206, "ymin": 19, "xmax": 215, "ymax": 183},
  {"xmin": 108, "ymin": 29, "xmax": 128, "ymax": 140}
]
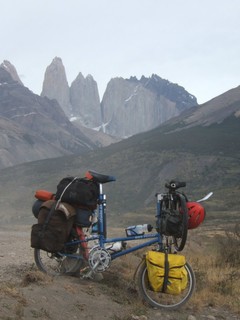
[{"xmin": 0, "ymin": 226, "xmax": 238, "ymax": 320}]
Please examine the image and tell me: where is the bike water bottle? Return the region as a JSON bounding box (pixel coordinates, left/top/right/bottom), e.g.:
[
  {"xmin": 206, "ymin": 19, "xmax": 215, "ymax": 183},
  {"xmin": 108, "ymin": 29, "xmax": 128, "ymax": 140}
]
[{"xmin": 125, "ymin": 224, "xmax": 153, "ymax": 236}]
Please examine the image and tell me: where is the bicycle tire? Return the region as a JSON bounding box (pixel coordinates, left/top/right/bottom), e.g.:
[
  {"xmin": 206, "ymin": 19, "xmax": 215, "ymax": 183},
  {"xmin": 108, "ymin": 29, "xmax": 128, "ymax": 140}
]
[
  {"xmin": 136, "ymin": 259, "xmax": 196, "ymax": 310},
  {"xmin": 34, "ymin": 248, "xmax": 84, "ymax": 276},
  {"xmin": 172, "ymin": 194, "xmax": 188, "ymax": 251}
]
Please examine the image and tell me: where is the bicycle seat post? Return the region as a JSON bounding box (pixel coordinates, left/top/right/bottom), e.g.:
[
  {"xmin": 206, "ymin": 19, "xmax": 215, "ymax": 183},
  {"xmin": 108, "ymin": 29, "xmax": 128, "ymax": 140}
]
[
  {"xmin": 99, "ymin": 182, "xmax": 103, "ymax": 195},
  {"xmin": 85, "ymin": 170, "xmax": 116, "ymax": 245}
]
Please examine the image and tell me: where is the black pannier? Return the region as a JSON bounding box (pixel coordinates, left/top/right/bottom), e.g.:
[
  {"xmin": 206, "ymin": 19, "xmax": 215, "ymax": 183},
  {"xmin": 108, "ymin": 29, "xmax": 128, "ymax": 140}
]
[
  {"xmin": 158, "ymin": 209, "xmax": 183, "ymax": 237},
  {"xmin": 31, "ymin": 200, "xmax": 76, "ymax": 253},
  {"xmin": 55, "ymin": 177, "xmax": 99, "ymax": 209}
]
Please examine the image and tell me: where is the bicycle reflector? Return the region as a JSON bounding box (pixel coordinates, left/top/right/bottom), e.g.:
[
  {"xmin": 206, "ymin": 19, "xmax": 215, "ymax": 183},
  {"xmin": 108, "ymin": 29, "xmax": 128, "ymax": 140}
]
[{"xmin": 187, "ymin": 202, "xmax": 206, "ymax": 229}]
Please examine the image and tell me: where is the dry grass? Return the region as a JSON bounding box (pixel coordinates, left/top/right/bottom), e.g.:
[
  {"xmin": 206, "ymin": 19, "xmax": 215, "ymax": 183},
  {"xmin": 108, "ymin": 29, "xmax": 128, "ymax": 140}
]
[
  {"xmin": 106, "ymin": 223, "xmax": 240, "ymax": 315},
  {"xmin": 0, "ymin": 283, "xmax": 27, "ymax": 319},
  {"xmin": 0, "ymin": 284, "xmax": 27, "ymax": 305},
  {"xmin": 0, "ymin": 269, "xmax": 53, "ymax": 320},
  {"xmin": 185, "ymin": 223, "xmax": 240, "ymax": 314},
  {"xmin": 21, "ymin": 270, "xmax": 53, "ymax": 287},
  {"xmin": 190, "ymin": 254, "xmax": 240, "ymax": 312}
]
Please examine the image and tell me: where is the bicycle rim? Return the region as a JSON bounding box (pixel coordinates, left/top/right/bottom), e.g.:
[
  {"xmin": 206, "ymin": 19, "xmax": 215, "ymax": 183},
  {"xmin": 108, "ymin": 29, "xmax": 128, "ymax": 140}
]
[
  {"xmin": 34, "ymin": 248, "xmax": 84, "ymax": 276},
  {"xmin": 137, "ymin": 260, "xmax": 196, "ymax": 310},
  {"xmin": 173, "ymin": 195, "xmax": 188, "ymax": 251}
]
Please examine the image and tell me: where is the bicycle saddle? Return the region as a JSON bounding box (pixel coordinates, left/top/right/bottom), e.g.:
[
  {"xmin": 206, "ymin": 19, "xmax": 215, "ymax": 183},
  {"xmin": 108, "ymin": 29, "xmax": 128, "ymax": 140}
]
[
  {"xmin": 165, "ymin": 181, "xmax": 186, "ymax": 190},
  {"xmin": 85, "ymin": 170, "xmax": 116, "ymax": 184}
]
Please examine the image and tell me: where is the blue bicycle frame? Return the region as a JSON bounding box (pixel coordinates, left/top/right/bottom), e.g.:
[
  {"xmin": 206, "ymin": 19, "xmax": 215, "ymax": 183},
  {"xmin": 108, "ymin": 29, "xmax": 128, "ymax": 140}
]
[{"xmin": 64, "ymin": 182, "xmax": 163, "ymax": 261}]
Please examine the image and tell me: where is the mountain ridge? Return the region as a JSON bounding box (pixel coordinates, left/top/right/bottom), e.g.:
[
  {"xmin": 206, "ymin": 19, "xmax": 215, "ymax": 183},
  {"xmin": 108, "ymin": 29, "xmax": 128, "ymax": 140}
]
[
  {"xmin": 164, "ymin": 85, "xmax": 240, "ymax": 130},
  {"xmin": 0, "ymin": 65, "xmax": 97, "ymax": 169},
  {"xmin": 39, "ymin": 57, "xmax": 198, "ymax": 138},
  {"xmin": 0, "ymin": 85, "xmax": 239, "ymax": 224},
  {"xmin": 0, "ymin": 58, "xmax": 200, "ymax": 169}
]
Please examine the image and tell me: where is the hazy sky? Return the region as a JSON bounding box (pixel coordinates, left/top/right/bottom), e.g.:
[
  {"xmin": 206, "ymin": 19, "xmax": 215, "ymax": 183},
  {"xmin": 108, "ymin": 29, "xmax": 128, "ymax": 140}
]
[{"xmin": 1, "ymin": 0, "xmax": 240, "ymax": 104}]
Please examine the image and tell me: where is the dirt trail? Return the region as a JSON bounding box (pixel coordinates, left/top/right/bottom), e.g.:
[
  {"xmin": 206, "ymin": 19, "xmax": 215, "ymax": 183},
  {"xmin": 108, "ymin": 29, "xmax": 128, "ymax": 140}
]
[{"xmin": 0, "ymin": 226, "xmax": 238, "ymax": 320}]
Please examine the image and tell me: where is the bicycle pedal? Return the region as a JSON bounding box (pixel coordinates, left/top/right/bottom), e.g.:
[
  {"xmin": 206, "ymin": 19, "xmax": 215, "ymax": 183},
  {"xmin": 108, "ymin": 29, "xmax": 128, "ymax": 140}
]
[{"xmin": 80, "ymin": 267, "xmax": 95, "ymax": 279}]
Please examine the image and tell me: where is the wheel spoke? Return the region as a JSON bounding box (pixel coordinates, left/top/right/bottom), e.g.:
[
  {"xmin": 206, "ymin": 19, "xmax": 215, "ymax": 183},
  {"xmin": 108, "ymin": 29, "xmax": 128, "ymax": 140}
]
[{"xmin": 34, "ymin": 248, "xmax": 84, "ymax": 276}]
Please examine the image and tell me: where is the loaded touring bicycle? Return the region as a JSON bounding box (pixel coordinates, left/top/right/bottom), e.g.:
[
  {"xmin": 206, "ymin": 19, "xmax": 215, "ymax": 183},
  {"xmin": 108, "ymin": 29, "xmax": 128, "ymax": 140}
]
[{"xmin": 31, "ymin": 170, "xmax": 212, "ymax": 309}]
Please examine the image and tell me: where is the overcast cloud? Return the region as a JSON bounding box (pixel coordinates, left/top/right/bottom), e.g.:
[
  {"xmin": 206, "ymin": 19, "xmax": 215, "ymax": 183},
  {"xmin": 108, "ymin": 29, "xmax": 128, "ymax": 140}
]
[{"xmin": 1, "ymin": 0, "xmax": 240, "ymax": 103}]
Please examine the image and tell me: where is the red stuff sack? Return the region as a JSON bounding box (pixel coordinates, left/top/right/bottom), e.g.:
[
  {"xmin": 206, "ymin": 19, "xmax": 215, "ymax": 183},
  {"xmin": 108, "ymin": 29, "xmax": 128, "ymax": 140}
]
[
  {"xmin": 32, "ymin": 190, "xmax": 55, "ymax": 219},
  {"xmin": 35, "ymin": 190, "xmax": 55, "ymax": 201}
]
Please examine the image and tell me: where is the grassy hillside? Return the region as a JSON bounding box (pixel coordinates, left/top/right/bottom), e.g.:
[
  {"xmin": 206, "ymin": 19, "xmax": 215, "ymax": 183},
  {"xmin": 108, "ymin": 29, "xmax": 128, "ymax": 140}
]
[{"xmin": 0, "ymin": 113, "xmax": 239, "ymax": 226}]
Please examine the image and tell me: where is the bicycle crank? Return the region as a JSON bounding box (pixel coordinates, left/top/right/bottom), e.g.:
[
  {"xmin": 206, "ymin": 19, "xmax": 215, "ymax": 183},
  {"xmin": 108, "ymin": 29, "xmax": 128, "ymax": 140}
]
[{"xmin": 88, "ymin": 246, "xmax": 111, "ymax": 272}]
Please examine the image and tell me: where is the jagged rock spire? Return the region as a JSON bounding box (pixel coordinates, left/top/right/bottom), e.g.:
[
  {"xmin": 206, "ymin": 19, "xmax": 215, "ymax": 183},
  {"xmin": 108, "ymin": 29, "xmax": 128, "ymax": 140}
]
[
  {"xmin": 0, "ymin": 60, "xmax": 23, "ymax": 85},
  {"xmin": 41, "ymin": 57, "xmax": 71, "ymax": 116},
  {"xmin": 70, "ymin": 72, "xmax": 101, "ymax": 127}
]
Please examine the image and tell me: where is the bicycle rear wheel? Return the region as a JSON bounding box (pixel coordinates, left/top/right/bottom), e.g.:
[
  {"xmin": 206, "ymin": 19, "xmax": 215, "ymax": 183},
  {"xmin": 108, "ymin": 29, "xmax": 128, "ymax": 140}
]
[
  {"xmin": 34, "ymin": 248, "xmax": 84, "ymax": 276},
  {"xmin": 136, "ymin": 259, "xmax": 196, "ymax": 310}
]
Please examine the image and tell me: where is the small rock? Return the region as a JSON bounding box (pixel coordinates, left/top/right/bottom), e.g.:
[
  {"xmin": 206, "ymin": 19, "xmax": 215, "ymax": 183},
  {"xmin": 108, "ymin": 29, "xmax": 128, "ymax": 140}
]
[
  {"xmin": 91, "ymin": 272, "xmax": 103, "ymax": 282},
  {"xmin": 154, "ymin": 312, "xmax": 162, "ymax": 318},
  {"xmin": 187, "ymin": 316, "xmax": 197, "ymax": 320}
]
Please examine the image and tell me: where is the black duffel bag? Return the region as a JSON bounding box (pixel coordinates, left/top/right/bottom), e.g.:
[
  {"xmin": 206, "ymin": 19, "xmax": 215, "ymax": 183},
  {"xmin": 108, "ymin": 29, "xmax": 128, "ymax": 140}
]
[{"xmin": 55, "ymin": 177, "xmax": 99, "ymax": 209}]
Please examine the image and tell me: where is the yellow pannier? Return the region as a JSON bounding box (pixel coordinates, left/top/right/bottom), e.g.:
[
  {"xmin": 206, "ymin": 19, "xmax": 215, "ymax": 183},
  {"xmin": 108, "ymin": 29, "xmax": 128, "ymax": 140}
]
[{"xmin": 146, "ymin": 251, "xmax": 188, "ymax": 295}]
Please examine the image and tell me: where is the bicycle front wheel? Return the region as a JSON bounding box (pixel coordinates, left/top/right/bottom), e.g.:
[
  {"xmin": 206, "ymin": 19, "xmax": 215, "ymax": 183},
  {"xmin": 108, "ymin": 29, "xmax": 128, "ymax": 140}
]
[
  {"xmin": 136, "ymin": 259, "xmax": 196, "ymax": 310},
  {"xmin": 34, "ymin": 248, "xmax": 84, "ymax": 276},
  {"xmin": 172, "ymin": 194, "xmax": 188, "ymax": 251}
]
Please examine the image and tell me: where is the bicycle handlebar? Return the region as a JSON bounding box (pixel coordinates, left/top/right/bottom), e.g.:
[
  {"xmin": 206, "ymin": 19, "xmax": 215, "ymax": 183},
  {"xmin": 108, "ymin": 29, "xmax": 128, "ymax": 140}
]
[{"xmin": 165, "ymin": 181, "xmax": 186, "ymax": 190}]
